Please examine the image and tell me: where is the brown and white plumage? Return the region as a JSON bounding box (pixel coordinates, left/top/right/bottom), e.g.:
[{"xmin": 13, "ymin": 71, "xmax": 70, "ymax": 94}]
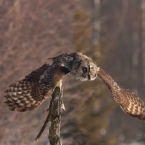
[
  {"xmin": 97, "ymin": 67, "xmax": 145, "ymax": 120},
  {"xmin": 4, "ymin": 64, "xmax": 68, "ymax": 112},
  {"xmin": 4, "ymin": 52, "xmax": 98, "ymax": 112}
]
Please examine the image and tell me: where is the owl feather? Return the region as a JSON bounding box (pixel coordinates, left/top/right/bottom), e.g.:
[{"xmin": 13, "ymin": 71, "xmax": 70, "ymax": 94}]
[
  {"xmin": 97, "ymin": 67, "xmax": 145, "ymax": 120},
  {"xmin": 4, "ymin": 52, "xmax": 97, "ymax": 112},
  {"xmin": 4, "ymin": 64, "xmax": 69, "ymax": 112}
]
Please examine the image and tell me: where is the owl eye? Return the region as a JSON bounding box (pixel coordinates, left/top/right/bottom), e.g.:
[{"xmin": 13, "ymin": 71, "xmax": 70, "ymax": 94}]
[
  {"xmin": 90, "ymin": 66, "xmax": 94, "ymax": 71},
  {"xmin": 82, "ymin": 67, "xmax": 88, "ymax": 72}
]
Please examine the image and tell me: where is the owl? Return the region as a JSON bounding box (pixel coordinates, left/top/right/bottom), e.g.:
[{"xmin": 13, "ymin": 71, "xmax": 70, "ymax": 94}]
[
  {"xmin": 97, "ymin": 67, "xmax": 145, "ymax": 120},
  {"xmin": 4, "ymin": 52, "xmax": 98, "ymax": 112}
]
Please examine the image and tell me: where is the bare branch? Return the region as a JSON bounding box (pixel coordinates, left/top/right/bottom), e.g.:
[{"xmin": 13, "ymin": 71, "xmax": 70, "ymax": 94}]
[{"xmin": 35, "ymin": 80, "xmax": 63, "ymax": 145}]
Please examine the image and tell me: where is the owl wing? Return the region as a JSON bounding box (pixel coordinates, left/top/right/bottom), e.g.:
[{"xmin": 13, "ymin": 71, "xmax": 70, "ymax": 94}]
[
  {"xmin": 4, "ymin": 64, "xmax": 69, "ymax": 112},
  {"xmin": 112, "ymin": 88, "xmax": 145, "ymax": 120},
  {"xmin": 97, "ymin": 67, "xmax": 145, "ymax": 120}
]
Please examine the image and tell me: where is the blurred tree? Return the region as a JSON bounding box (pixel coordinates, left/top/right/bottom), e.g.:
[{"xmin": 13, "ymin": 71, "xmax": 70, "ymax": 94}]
[
  {"xmin": 138, "ymin": 0, "xmax": 145, "ymax": 143},
  {"xmin": 100, "ymin": 0, "xmax": 145, "ymax": 144},
  {"xmin": 142, "ymin": 0, "xmax": 145, "ymax": 88},
  {"xmin": 1, "ymin": 0, "xmax": 145, "ymax": 145},
  {"xmin": 63, "ymin": 6, "xmax": 118, "ymax": 145}
]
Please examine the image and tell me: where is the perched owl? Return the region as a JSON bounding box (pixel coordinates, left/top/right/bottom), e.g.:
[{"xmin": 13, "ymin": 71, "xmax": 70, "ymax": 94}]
[
  {"xmin": 97, "ymin": 67, "xmax": 145, "ymax": 120},
  {"xmin": 4, "ymin": 52, "xmax": 97, "ymax": 112}
]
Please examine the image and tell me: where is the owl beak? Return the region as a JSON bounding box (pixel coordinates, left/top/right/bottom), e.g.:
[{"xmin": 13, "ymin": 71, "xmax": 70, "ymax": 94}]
[
  {"xmin": 88, "ymin": 71, "xmax": 97, "ymax": 81},
  {"xmin": 88, "ymin": 72, "xmax": 92, "ymax": 80}
]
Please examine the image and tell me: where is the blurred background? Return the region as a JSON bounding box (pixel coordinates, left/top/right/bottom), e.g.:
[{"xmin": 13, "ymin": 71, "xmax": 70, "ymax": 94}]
[{"xmin": 0, "ymin": 0, "xmax": 145, "ymax": 145}]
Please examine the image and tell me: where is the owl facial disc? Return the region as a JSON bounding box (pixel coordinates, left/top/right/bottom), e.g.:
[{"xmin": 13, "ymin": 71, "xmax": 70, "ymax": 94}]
[{"xmin": 70, "ymin": 53, "xmax": 98, "ymax": 81}]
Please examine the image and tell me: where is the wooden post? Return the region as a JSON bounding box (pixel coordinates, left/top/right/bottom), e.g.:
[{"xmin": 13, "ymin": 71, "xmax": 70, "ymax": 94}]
[{"xmin": 35, "ymin": 80, "xmax": 63, "ymax": 145}]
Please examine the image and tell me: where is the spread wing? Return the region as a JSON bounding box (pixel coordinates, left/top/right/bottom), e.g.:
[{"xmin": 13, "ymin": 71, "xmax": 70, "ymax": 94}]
[
  {"xmin": 4, "ymin": 64, "xmax": 68, "ymax": 112},
  {"xmin": 98, "ymin": 67, "xmax": 145, "ymax": 120},
  {"xmin": 112, "ymin": 88, "xmax": 145, "ymax": 120}
]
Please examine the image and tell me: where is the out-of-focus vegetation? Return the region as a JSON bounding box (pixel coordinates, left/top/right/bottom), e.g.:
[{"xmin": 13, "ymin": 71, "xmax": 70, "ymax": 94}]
[{"xmin": 0, "ymin": 0, "xmax": 145, "ymax": 145}]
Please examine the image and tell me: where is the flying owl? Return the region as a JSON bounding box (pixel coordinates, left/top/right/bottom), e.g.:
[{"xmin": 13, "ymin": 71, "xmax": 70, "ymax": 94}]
[
  {"xmin": 4, "ymin": 52, "xmax": 97, "ymax": 112},
  {"xmin": 97, "ymin": 67, "xmax": 145, "ymax": 120}
]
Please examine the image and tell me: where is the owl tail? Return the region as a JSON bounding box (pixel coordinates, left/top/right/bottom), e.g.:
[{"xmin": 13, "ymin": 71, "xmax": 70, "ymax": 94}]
[{"xmin": 4, "ymin": 80, "xmax": 43, "ymax": 112}]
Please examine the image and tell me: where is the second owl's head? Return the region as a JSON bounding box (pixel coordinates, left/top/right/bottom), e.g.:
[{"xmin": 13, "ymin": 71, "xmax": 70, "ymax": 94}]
[{"xmin": 70, "ymin": 52, "xmax": 98, "ymax": 81}]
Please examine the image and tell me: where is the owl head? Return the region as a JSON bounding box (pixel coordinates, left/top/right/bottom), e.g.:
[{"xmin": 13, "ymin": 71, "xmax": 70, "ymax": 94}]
[
  {"xmin": 51, "ymin": 52, "xmax": 98, "ymax": 81},
  {"xmin": 70, "ymin": 52, "xmax": 98, "ymax": 81}
]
